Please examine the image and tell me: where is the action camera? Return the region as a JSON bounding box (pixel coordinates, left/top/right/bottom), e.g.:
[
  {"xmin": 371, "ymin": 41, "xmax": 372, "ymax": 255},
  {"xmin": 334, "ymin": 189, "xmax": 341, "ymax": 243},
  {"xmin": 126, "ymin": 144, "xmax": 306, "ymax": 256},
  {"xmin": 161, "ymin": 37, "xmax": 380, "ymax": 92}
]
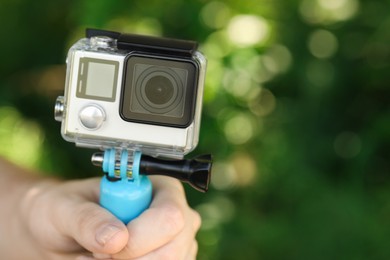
[
  {"xmin": 55, "ymin": 29, "xmax": 207, "ymax": 159},
  {"xmin": 55, "ymin": 29, "xmax": 211, "ymax": 221}
]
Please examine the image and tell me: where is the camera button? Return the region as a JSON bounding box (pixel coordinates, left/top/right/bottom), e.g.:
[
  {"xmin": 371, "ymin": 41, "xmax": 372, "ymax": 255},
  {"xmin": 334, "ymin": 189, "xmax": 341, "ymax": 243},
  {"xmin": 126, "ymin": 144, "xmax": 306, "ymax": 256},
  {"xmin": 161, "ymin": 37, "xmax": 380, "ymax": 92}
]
[
  {"xmin": 90, "ymin": 36, "xmax": 116, "ymax": 49},
  {"xmin": 79, "ymin": 105, "xmax": 105, "ymax": 130},
  {"xmin": 54, "ymin": 96, "xmax": 64, "ymax": 122}
]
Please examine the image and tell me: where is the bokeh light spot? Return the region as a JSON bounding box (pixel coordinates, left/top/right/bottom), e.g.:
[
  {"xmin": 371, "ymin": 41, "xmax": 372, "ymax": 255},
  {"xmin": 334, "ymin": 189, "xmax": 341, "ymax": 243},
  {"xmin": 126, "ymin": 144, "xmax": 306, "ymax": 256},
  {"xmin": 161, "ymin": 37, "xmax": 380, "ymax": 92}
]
[
  {"xmin": 308, "ymin": 29, "xmax": 338, "ymax": 59},
  {"xmin": 230, "ymin": 48, "xmax": 259, "ymax": 71},
  {"xmin": 230, "ymin": 152, "xmax": 257, "ymax": 187},
  {"xmin": 249, "ymin": 88, "xmax": 277, "ymax": 117},
  {"xmin": 203, "ymin": 58, "xmax": 224, "ymax": 103},
  {"xmin": 227, "ymin": 15, "xmax": 270, "ymax": 47},
  {"xmin": 196, "ymin": 202, "xmax": 222, "ymax": 230},
  {"xmin": 319, "ymin": 0, "xmax": 349, "ymax": 10},
  {"xmin": 333, "ymin": 131, "xmax": 362, "ymax": 158},
  {"xmin": 0, "ymin": 107, "xmax": 43, "ymax": 168},
  {"xmin": 196, "ymin": 196, "xmax": 235, "ymax": 228},
  {"xmin": 211, "ymin": 153, "xmax": 257, "ymax": 190},
  {"xmin": 222, "ymin": 69, "xmax": 253, "ymax": 99},
  {"xmin": 211, "ymin": 162, "xmax": 237, "ymax": 190},
  {"xmin": 202, "ymin": 30, "xmax": 233, "ymax": 59},
  {"xmin": 228, "ymin": 49, "xmax": 278, "ymax": 85},
  {"xmin": 198, "ymin": 227, "xmax": 221, "ymax": 247},
  {"xmin": 224, "ymin": 114, "xmax": 255, "ymax": 144},
  {"xmin": 262, "ymin": 44, "xmax": 293, "ymax": 74},
  {"xmin": 300, "ymin": 0, "xmax": 360, "ymax": 25},
  {"xmin": 200, "ymin": 1, "xmax": 231, "ymax": 29},
  {"xmin": 318, "ymin": 0, "xmax": 359, "ymax": 21},
  {"xmin": 250, "ymin": 56, "xmax": 275, "ymax": 83}
]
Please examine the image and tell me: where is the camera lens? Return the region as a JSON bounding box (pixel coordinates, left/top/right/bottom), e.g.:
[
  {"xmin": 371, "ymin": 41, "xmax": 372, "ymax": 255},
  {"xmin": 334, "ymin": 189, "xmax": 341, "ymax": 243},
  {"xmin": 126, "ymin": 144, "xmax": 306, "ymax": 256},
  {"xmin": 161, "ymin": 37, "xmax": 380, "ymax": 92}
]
[
  {"xmin": 136, "ymin": 67, "xmax": 183, "ymax": 114},
  {"xmin": 145, "ymin": 75, "xmax": 174, "ymax": 105},
  {"xmin": 121, "ymin": 55, "xmax": 197, "ymax": 127}
]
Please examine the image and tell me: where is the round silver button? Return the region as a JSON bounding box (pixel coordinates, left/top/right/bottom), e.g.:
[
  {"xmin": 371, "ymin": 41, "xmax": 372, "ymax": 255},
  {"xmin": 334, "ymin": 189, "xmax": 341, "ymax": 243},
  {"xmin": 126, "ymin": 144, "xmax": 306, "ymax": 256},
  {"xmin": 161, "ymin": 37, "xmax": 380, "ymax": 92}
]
[{"xmin": 79, "ymin": 105, "xmax": 105, "ymax": 130}]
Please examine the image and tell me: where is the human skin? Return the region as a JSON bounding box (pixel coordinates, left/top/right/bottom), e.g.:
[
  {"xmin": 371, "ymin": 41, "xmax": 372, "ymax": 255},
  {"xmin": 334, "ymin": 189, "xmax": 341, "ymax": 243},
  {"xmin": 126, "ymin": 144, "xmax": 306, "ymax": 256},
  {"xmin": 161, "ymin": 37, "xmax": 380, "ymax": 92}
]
[{"xmin": 0, "ymin": 157, "xmax": 201, "ymax": 260}]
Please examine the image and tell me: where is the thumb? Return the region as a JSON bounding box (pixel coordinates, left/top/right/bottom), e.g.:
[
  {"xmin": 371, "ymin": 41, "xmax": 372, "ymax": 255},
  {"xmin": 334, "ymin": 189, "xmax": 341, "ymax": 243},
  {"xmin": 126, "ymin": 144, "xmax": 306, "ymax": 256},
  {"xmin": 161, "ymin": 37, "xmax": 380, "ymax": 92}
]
[
  {"xmin": 74, "ymin": 202, "xmax": 129, "ymax": 254},
  {"xmin": 54, "ymin": 180, "xmax": 129, "ymax": 254}
]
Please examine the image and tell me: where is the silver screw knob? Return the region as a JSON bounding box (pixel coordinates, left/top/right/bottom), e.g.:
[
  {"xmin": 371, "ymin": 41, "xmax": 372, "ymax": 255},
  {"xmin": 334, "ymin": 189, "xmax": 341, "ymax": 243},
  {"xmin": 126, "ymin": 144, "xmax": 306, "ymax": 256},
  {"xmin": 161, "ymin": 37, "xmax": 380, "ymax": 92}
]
[
  {"xmin": 54, "ymin": 96, "xmax": 64, "ymax": 122},
  {"xmin": 91, "ymin": 152, "xmax": 104, "ymax": 167}
]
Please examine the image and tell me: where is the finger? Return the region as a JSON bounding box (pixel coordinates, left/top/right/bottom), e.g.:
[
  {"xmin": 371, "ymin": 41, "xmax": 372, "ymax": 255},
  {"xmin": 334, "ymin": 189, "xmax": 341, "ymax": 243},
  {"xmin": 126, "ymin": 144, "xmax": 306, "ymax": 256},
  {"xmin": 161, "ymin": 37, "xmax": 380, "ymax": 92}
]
[
  {"xmin": 76, "ymin": 257, "xmax": 95, "ymax": 260},
  {"xmin": 76, "ymin": 256, "xmax": 111, "ymax": 260},
  {"xmin": 92, "ymin": 252, "xmax": 112, "ymax": 259},
  {"xmin": 133, "ymin": 197, "xmax": 200, "ymax": 260},
  {"xmin": 113, "ymin": 177, "xmax": 187, "ymax": 259},
  {"xmin": 141, "ymin": 240, "xmax": 198, "ymax": 260},
  {"xmin": 186, "ymin": 240, "xmax": 198, "ymax": 260},
  {"xmin": 53, "ymin": 181, "xmax": 129, "ymax": 255},
  {"xmin": 128, "ymin": 236, "xmax": 198, "ymax": 260},
  {"xmin": 45, "ymin": 252, "xmax": 95, "ymax": 260},
  {"xmin": 190, "ymin": 209, "xmax": 202, "ymax": 234},
  {"xmin": 64, "ymin": 178, "xmax": 101, "ymax": 202}
]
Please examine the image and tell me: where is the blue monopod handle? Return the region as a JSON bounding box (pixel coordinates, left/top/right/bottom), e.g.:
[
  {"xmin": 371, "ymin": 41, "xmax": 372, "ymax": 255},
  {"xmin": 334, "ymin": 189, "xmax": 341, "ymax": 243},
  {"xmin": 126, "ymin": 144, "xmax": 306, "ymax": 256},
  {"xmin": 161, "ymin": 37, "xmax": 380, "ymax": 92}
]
[
  {"xmin": 99, "ymin": 149, "xmax": 152, "ymax": 224},
  {"xmin": 100, "ymin": 175, "xmax": 152, "ymax": 224}
]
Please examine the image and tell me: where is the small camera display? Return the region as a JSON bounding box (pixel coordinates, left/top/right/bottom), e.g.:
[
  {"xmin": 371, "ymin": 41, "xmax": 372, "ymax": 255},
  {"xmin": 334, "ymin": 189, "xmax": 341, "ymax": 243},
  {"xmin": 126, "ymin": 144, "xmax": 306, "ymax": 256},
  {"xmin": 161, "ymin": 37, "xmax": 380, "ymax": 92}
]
[
  {"xmin": 55, "ymin": 29, "xmax": 207, "ymax": 159},
  {"xmin": 76, "ymin": 57, "xmax": 119, "ymax": 102}
]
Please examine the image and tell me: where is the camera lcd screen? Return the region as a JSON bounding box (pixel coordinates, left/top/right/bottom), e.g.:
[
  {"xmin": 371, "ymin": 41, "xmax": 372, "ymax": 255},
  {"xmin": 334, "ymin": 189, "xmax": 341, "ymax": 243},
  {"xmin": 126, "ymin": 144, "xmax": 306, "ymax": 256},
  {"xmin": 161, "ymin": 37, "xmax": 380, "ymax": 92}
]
[
  {"xmin": 121, "ymin": 54, "xmax": 198, "ymax": 128},
  {"xmin": 77, "ymin": 58, "xmax": 119, "ymax": 102}
]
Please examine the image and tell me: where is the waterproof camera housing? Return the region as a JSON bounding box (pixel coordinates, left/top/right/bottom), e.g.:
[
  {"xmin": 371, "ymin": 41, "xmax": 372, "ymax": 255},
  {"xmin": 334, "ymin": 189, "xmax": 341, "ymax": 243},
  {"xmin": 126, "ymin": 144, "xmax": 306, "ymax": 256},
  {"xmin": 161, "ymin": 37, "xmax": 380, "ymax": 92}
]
[{"xmin": 55, "ymin": 29, "xmax": 207, "ymax": 159}]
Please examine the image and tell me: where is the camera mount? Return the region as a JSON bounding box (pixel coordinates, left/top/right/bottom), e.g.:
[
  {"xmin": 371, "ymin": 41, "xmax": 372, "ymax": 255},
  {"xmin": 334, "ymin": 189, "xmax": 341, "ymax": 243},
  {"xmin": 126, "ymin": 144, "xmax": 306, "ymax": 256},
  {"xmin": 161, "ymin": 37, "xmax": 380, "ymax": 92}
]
[
  {"xmin": 92, "ymin": 150, "xmax": 212, "ymax": 192},
  {"xmin": 92, "ymin": 149, "xmax": 212, "ymax": 223}
]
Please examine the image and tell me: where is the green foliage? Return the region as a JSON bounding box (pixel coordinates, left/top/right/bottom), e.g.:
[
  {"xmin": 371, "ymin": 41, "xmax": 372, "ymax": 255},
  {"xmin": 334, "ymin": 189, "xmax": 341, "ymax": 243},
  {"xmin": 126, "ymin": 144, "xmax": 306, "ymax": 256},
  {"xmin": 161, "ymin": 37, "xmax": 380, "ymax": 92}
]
[{"xmin": 0, "ymin": 0, "xmax": 389, "ymax": 259}]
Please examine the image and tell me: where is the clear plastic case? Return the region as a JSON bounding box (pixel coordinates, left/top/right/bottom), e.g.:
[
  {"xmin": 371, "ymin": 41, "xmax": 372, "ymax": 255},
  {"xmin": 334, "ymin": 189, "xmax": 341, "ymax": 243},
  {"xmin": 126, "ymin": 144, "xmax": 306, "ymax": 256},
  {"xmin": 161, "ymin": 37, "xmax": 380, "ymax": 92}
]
[{"xmin": 56, "ymin": 35, "xmax": 207, "ymax": 159}]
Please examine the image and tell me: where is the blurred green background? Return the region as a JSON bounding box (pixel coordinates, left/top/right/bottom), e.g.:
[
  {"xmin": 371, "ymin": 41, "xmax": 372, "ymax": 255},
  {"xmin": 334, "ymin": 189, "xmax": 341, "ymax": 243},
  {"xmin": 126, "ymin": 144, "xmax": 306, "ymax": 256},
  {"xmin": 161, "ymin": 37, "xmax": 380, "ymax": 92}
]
[{"xmin": 0, "ymin": 0, "xmax": 389, "ymax": 259}]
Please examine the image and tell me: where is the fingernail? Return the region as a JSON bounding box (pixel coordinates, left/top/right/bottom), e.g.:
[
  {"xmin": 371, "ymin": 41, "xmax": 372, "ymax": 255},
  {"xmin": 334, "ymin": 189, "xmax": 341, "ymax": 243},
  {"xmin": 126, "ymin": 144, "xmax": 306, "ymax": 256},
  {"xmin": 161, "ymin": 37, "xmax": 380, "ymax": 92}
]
[{"xmin": 96, "ymin": 224, "xmax": 123, "ymax": 246}]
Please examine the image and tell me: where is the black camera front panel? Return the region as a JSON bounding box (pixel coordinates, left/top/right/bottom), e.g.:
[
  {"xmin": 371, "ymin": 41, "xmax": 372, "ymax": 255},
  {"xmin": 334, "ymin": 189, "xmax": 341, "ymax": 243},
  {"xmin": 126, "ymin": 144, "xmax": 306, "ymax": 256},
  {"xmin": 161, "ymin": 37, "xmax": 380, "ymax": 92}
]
[{"xmin": 120, "ymin": 53, "xmax": 199, "ymax": 128}]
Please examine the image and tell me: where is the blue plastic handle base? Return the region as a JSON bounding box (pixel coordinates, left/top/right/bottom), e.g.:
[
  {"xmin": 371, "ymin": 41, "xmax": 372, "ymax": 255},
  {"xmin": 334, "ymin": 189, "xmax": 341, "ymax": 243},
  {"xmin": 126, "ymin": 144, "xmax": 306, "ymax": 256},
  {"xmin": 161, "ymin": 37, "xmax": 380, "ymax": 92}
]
[{"xmin": 100, "ymin": 175, "xmax": 152, "ymax": 224}]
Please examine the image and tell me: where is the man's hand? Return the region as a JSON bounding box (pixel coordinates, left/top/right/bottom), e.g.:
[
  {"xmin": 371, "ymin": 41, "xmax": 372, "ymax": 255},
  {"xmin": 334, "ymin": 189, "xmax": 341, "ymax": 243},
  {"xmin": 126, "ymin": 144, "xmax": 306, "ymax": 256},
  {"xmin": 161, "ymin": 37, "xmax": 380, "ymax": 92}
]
[
  {"xmin": 0, "ymin": 159, "xmax": 201, "ymax": 260},
  {"xmin": 90, "ymin": 176, "xmax": 201, "ymax": 260}
]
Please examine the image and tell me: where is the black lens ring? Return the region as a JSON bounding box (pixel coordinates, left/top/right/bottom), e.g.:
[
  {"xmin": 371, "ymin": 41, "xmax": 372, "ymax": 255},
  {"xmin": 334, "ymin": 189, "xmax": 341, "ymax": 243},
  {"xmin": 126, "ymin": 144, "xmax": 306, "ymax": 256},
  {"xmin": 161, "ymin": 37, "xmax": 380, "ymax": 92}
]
[{"xmin": 135, "ymin": 66, "xmax": 184, "ymax": 114}]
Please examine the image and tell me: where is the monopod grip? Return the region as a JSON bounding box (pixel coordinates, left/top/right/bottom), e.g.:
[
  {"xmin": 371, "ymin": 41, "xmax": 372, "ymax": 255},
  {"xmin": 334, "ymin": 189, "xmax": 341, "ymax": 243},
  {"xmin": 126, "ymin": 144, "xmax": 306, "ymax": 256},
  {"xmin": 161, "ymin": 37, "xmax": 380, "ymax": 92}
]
[
  {"xmin": 139, "ymin": 154, "xmax": 212, "ymax": 192},
  {"xmin": 100, "ymin": 175, "xmax": 152, "ymax": 224}
]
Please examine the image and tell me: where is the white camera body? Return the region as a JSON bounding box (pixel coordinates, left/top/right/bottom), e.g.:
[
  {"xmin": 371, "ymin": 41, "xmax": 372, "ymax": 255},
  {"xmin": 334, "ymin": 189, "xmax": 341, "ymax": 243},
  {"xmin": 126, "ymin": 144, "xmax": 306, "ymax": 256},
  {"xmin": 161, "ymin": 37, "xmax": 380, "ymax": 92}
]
[{"xmin": 55, "ymin": 30, "xmax": 207, "ymax": 159}]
